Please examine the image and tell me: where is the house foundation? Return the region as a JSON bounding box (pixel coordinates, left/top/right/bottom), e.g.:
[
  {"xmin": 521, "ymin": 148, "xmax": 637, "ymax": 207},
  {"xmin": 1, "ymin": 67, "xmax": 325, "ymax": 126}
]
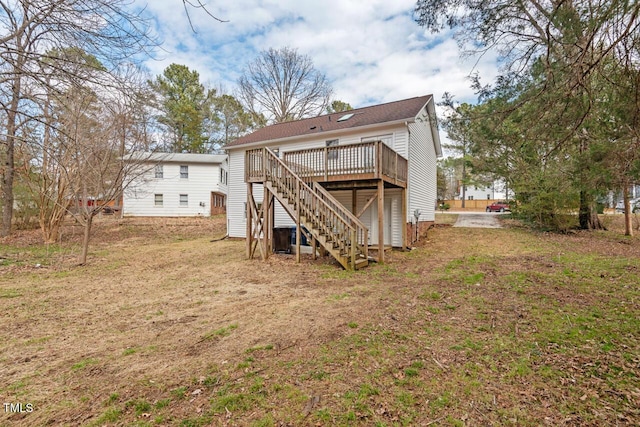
[{"xmin": 406, "ymin": 220, "xmax": 435, "ymax": 246}]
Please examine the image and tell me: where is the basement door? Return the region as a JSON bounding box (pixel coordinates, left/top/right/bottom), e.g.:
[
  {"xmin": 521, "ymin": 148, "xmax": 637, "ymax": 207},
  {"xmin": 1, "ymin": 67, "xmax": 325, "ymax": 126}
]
[{"xmin": 369, "ymin": 195, "xmax": 392, "ymax": 247}]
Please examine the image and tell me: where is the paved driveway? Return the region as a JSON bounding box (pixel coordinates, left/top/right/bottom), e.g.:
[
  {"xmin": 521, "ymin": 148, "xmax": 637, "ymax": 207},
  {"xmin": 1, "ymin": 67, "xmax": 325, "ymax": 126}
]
[{"xmin": 452, "ymin": 212, "xmax": 504, "ymax": 228}]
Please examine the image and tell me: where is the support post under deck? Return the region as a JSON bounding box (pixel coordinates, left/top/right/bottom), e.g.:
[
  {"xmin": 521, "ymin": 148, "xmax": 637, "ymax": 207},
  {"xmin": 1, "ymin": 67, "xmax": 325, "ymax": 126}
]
[
  {"xmin": 377, "ymin": 180, "xmax": 384, "ymax": 263},
  {"xmin": 295, "ymin": 179, "xmax": 301, "ymax": 263},
  {"xmin": 246, "ymin": 183, "xmax": 252, "ymax": 259},
  {"xmin": 401, "ymin": 187, "xmax": 407, "ymax": 249},
  {"xmin": 263, "ymin": 185, "xmax": 271, "ymax": 260}
]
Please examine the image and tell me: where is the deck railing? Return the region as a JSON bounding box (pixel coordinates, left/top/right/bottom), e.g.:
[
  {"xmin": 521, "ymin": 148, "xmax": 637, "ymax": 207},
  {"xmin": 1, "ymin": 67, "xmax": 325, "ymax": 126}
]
[
  {"xmin": 245, "ymin": 147, "xmax": 368, "ymax": 269},
  {"xmin": 271, "ymin": 140, "xmax": 407, "ymax": 184},
  {"xmin": 380, "ymin": 143, "xmax": 408, "ymax": 184}
]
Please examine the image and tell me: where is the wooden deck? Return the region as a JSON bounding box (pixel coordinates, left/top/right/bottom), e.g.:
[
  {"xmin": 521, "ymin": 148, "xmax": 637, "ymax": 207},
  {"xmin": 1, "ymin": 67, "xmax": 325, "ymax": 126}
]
[
  {"xmin": 244, "ymin": 142, "xmax": 409, "ymax": 265},
  {"xmin": 246, "ymin": 141, "xmax": 407, "ymax": 188},
  {"xmin": 245, "ymin": 147, "xmax": 369, "ymax": 269}
]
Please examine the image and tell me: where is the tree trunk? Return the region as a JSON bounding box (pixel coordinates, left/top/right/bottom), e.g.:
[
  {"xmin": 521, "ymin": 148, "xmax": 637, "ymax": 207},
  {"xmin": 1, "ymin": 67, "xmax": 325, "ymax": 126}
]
[
  {"xmin": 578, "ymin": 191, "xmax": 604, "ymax": 230},
  {"xmin": 2, "ymin": 73, "xmax": 21, "ymax": 237},
  {"xmin": 80, "ymin": 213, "xmax": 94, "ymax": 265},
  {"xmin": 461, "ymin": 160, "xmax": 466, "ymax": 208},
  {"xmin": 623, "ymin": 192, "xmax": 633, "ymax": 236},
  {"xmin": 40, "ymin": 218, "xmax": 60, "ymax": 244}
]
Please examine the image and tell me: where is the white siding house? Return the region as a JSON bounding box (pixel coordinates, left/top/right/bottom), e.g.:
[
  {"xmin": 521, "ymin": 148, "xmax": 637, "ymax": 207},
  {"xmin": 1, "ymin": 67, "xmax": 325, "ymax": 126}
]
[
  {"xmin": 225, "ymin": 95, "xmax": 442, "ymax": 249},
  {"xmin": 123, "ymin": 153, "xmax": 227, "ymax": 217},
  {"xmin": 463, "ymin": 180, "xmax": 511, "ymax": 201}
]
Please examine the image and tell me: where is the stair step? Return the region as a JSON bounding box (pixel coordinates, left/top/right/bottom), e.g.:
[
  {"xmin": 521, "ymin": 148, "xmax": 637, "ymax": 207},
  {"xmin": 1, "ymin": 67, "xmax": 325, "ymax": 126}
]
[{"xmin": 355, "ymin": 259, "xmax": 369, "ymax": 270}]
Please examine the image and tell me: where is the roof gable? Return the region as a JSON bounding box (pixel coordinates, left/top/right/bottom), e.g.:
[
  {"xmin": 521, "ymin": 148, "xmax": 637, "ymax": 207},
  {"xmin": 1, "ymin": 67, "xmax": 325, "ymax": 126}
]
[{"xmin": 227, "ymin": 95, "xmax": 433, "ymax": 148}]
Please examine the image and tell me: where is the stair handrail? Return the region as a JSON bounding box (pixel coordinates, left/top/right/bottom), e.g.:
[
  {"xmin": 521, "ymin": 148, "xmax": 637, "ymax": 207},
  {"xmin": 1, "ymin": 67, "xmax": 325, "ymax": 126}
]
[
  {"xmin": 263, "ymin": 147, "xmax": 352, "ymax": 235},
  {"xmin": 261, "ymin": 147, "xmax": 367, "ymax": 267}
]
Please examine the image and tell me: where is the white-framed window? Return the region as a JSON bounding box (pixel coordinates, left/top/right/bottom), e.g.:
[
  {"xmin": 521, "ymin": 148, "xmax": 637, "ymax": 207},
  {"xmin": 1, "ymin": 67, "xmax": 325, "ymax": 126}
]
[
  {"xmin": 179, "ymin": 194, "xmax": 188, "ymax": 207},
  {"xmin": 180, "ymin": 165, "xmax": 188, "ymax": 179},
  {"xmin": 154, "ymin": 164, "xmax": 163, "ymax": 178},
  {"xmin": 326, "ymin": 139, "xmax": 339, "ymax": 160},
  {"xmin": 220, "ymin": 168, "xmax": 227, "ymax": 185},
  {"xmin": 154, "ymin": 194, "xmax": 163, "ymax": 207},
  {"xmin": 213, "ymin": 194, "xmax": 225, "ymax": 207}
]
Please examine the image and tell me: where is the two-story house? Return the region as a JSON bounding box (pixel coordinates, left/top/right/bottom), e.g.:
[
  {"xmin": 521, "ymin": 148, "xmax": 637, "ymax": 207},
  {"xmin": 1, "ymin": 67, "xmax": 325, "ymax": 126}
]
[
  {"xmin": 123, "ymin": 153, "xmax": 228, "ymax": 217},
  {"xmin": 225, "ymin": 95, "xmax": 442, "ymax": 269}
]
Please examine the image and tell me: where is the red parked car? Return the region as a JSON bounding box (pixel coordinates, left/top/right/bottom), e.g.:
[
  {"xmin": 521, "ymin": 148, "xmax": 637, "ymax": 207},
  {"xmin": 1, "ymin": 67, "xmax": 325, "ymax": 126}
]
[{"xmin": 486, "ymin": 201, "xmax": 510, "ymax": 212}]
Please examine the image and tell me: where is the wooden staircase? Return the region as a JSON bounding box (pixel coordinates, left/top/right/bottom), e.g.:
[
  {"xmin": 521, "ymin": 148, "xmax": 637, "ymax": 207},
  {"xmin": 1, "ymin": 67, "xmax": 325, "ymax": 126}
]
[{"xmin": 247, "ymin": 147, "xmax": 369, "ymax": 270}]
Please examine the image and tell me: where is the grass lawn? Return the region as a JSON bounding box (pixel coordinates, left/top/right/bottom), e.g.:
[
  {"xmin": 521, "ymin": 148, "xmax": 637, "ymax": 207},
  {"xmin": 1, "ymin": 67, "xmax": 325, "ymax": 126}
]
[{"xmin": 1, "ymin": 215, "xmax": 639, "ymax": 426}]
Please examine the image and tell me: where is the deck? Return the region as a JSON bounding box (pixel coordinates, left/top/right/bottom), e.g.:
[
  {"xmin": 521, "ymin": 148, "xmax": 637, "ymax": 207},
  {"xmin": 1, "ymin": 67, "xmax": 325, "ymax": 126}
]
[
  {"xmin": 245, "ymin": 141, "xmax": 407, "ymax": 188},
  {"xmin": 244, "ymin": 142, "xmax": 408, "ymax": 265}
]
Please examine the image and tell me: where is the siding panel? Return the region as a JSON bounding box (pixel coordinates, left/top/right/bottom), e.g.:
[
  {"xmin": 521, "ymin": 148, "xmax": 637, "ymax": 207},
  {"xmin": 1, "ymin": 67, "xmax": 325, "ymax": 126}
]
[
  {"xmin": 228, "ymin": 150, "xmax": 249, "ymax": 237},
  {"xmin": 124, "ymin": 161, "xmax": 224, "ymax": 217},
  {"xmin": 408, "ymin": 106, "xmax": 437, "ymax": 222}
]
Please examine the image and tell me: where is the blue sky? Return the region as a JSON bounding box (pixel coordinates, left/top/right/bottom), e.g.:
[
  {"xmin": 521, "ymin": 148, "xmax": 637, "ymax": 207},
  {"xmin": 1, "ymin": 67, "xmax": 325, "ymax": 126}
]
[{"xmin": 138, "ymin": 0, "xmax": 499, "ymax": 113}]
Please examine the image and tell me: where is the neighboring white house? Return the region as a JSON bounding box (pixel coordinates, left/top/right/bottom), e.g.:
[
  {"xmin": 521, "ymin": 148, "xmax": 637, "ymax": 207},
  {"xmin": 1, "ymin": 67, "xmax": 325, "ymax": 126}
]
[
  {"xmin": 123, "ymin": 153, "xmax": 227, "ymax": 217},
  {"xmin": 225, "ymin": 95, "xmax": 442, "ymax": 256},
  {"xmin": 463, "ymin": 180, "xmax": 512, "ymax": 201}
]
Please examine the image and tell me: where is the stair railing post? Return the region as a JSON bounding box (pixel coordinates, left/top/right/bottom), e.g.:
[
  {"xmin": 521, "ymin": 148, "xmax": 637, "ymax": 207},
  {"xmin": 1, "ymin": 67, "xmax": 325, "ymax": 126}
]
[
  {"xmin": 350, "ymin": 228, "xmax": 356, "ymax": 269},
  {"xmin": 263, "ymin": 147, "xmax": 267, "ymax": 180},
  {"xmin": 245, "ymin": 150, "xmax": 248, "ymax": 182},
  {"xmin": 295, "ymin": 178, "xmax": 301, "ymax": 263},
  {"xmin": 324, "ymin": 146, "xmax": 328, "ymax": 181},
  {"xmin": 376, "ymin": 140, "xmax": 382, "ymax": 179},
  {"xmin": 364, "ymin": 228, "xmax": 369, "ymax": 261},
  {"xmin": 394, "ymin": 152, "xmax": 398, "ymax": 181},
  {"xmin": 263, "ymin": 185, "xmax": 270, "ymax": 260}
]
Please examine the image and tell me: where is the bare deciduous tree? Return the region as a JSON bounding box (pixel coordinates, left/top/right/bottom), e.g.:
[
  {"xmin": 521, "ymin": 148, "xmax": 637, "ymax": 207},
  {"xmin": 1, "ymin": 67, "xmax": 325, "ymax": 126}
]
[
  {"xmin": 181, "ymin": 0, "xmax": 228, "ymax": 32},
  {"xmin": 69, "ymin": 78, "xmax": 154, "ymax": 265},
  {"xmin": 238, "ymin": 47, "xmax": 332, "ymax": 124},
  {"xmin": 18, "ymin": 50, "xmax": 155, "ymax": 263},
  {"xmin": 0, "ymin": 0, "xmax": 156, "ymax": 237}
]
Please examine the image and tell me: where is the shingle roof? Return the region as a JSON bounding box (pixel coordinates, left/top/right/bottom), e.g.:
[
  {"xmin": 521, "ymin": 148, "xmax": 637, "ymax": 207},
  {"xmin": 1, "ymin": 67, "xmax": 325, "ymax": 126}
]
[
  {"xmin": 226, "ymin": 95, "xmax": 433, "ymax": 148},
  {"xmin": 124, "ymin": 152, "xmax": 227, "ymax": 164}
]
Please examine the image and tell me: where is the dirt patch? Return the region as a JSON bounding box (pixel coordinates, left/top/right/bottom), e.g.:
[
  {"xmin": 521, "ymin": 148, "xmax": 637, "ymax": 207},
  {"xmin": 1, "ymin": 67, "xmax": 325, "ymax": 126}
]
[
  {"xmin": 1, "ymin": 217, "xmax": 384, "ymax": 424},
  {"xmin": 1, "ymin": 215, "xmax": 639, "ymax": 426}
]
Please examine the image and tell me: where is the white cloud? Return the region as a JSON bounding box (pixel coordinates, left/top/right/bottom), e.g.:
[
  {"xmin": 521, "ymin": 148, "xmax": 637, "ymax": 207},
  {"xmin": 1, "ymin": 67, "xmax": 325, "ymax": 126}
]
[{"xmin": 135, "ymin": 0, "xmax": 500, "ymax": 122}]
